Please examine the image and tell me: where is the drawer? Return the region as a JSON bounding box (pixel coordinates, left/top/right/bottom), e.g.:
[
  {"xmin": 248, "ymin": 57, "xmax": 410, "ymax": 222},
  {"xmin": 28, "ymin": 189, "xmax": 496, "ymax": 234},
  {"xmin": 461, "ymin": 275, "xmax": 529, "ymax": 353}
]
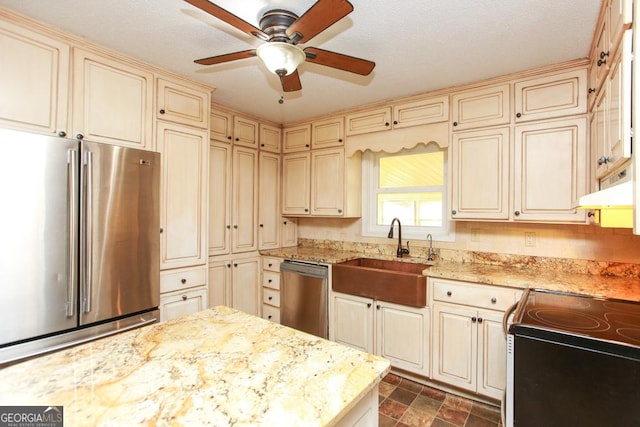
[
  {"xmin": 263, "ymin": 271, "xmax": 280, "ymax": 290},
  {"xmin": 262, "ymin": 304, "xmax": 280, "ymax": 323},
  {"xmin": 262, "ymin": 256, "xmax": 282, "ymax": 272},
  {"xmin": 432, "ymin": 278, "xmax": 517, "ymax": 311},
  {"xmin": 160, "ymin": 267, "xmax": 206, "ymax": 294},
  {"xmin": 263, "ymin": 288, "xmax": 280, "ymax": 307}
]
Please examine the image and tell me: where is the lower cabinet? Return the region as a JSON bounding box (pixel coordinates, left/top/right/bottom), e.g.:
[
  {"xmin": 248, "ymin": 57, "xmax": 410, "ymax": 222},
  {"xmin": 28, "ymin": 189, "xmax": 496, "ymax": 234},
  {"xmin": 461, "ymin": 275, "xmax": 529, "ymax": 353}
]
[
  {"xmin": 159, "ymin": 266, "xmax": 208, "ymax": 322},
  {"xmin": 331, "ymin": 292, "xmax": 430, "ymax": 377},
  {"xmin": 430, "ymin": 278, "xmax": 519, "ymax": 400},
  {"xmin": 208, "ymin": 253, "xmax": 261, "ymax": 316},
  {"xmin": 261, "ymin": 256, "xmax": 282, "ymax": 323}
]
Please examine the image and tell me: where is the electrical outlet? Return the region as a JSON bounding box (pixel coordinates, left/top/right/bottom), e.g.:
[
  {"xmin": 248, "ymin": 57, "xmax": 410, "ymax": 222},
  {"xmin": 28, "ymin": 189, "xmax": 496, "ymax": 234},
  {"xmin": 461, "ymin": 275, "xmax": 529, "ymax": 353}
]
[
  {"xmin": 471, "ymin": 229, "xmax": 480, "ymax": 242},
  {"xmin": 525, "ymin": 232, "xmax": 536, "ymax": 247}
]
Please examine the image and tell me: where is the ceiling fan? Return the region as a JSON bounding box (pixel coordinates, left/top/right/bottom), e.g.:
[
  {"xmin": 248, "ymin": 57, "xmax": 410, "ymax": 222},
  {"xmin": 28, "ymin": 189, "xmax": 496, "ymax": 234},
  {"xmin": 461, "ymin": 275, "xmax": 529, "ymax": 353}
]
[{"xmin": 184, "ymin": 0, "xmax": 375, "ymax": 92}]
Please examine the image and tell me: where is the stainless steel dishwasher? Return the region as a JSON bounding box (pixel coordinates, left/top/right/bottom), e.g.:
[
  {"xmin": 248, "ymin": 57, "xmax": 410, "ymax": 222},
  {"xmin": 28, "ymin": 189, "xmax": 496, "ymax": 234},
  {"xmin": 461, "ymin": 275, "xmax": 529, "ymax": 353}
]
[{"xmin": 280, "ymin": 260, "xmax": 328, "ymax": 339}]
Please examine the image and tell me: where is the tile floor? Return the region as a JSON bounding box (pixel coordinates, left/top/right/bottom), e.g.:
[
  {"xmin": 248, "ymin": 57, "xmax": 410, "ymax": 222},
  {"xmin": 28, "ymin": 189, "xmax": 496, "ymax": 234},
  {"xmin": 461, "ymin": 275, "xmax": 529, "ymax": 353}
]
[{"xmin": 378, "ymin": 373, "xmax": 503, "ymax": 427}]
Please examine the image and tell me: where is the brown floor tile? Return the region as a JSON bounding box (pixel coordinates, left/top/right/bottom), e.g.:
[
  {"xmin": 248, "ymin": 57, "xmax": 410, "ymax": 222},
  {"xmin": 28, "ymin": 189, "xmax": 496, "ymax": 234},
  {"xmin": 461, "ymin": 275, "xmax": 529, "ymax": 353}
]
[
  {"xmin": 410, "ymin": 394, "xmax": 442, "ymax": 417},
  {"xmin": 470, "ymin": 402, "xmax": 501, "ymax": 423},
  {"xmin": 443, "ymin": 394, "xmax": 474, "ymax": 412},
  {"xmin": 398, "ymin": 378, "xmax": 424, "ymax": 394},
  {"xmin": 436, "ymin": 405, "xmax": 469, "ymax": 427},
  {"xmin": 379, "ymin": 413, "xmax": 397, "ymax": 427},
  {"xmin": 389, "ymin": 387, "xmax": 418, "ymax": 406},
  {"xmin": 430, "ymin": 418, "xmax": 458, "ymax": 427},
  {"xmin": 379, "ymin": 398, "xmax": 409, "ymax": 420},
  {"xmin": 420, "ymin": 385, "xmax": 447, "ymax": 402},
  {"xmin": 383, "ymin": 373, "xmax": 403, "ymax": 386},
  {"xmin": 464, "ymin": 413, "xmax": 499, "ymax": 427},
  {"xmin": 379, "ymin": 380, "xmax": 397, "ymax": 398},
  {"xmin": 399, "ymin": 406, "xmax": 437, "ymax": 427}
]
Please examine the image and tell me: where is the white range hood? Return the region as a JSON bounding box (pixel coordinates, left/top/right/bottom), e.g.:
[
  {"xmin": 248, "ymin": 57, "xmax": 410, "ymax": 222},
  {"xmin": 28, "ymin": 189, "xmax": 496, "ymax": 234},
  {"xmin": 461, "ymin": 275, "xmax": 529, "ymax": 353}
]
[{"xmin": 577, "ymin": 165, "xmax": 633, "ymax": 228}]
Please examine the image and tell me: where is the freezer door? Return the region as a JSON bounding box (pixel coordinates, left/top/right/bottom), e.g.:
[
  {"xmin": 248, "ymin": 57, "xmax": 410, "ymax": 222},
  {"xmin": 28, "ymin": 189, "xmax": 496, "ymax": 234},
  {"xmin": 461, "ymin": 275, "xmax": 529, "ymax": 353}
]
[
  {"xmin": 80, "ymin": 142, "xmax": 160, "ymax": 325},
  {"xmin": 0, "ymin": 129, "xmax": 79, "ymax": 345}
]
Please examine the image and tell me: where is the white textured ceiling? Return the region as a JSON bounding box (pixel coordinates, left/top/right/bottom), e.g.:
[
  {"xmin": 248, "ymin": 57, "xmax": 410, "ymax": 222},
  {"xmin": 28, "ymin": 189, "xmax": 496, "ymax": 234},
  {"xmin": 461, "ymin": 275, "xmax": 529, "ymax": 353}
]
[{"xmin": 0, "ymin": 0, "xmax": 601, "ymax": 125}]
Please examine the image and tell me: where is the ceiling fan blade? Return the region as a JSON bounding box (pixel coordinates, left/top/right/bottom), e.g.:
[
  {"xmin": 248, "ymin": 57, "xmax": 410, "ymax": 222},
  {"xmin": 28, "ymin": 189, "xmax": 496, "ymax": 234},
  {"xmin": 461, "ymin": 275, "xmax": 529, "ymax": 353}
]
[
  {"xmin": 286, "ymin": 0, "xmax": 353, "ymax": 44},
  {"xmin": 280, "ymin": 70, "xmax": 302, "ymax": 92},
  {"xmin": 184, "ymin": 0, "xmax": 267, "ymax": 40},
  {"xmin": 194, "ymin": 49, "xmax": 256, "ymax": 65},
  {"xmin": 304, "ymin": 47, "xmax": 375, "ymax": 75}
]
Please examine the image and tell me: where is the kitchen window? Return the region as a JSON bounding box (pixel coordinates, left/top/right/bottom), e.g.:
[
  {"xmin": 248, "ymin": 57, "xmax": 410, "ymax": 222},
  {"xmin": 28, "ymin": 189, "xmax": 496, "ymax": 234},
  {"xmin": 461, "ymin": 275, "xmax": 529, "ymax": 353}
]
[{"xmin": 362, "ymin": 144, "xmax": 454, "ymax": 241}]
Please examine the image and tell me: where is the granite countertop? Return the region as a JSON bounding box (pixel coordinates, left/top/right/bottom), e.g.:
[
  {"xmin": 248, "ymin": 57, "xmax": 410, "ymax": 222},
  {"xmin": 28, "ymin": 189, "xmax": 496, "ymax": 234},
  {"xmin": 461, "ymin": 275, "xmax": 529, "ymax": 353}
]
[
  {"xmin": 261, "ymin": 247, "xmax": 640, "ymax": 302},
  {"xmin": 0, "ymin": 306, "xmax": 390, "ymax": 426}
]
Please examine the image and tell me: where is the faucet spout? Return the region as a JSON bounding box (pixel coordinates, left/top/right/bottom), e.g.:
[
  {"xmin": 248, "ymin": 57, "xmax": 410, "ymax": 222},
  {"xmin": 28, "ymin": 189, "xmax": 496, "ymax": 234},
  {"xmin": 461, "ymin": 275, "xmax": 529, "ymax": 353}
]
[
  {"xmin": 388, "ymin": 218, "xmax": 410, "ymax": 258},
  {"xmin": 427, "ymin": 233, "xmax": 435, "ymax": 261}
]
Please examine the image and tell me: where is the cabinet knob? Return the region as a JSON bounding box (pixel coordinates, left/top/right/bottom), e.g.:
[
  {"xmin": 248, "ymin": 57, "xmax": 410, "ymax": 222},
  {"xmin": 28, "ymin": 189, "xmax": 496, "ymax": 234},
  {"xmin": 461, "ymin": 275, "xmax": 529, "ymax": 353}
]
[
  {"xmin": 597, "ymin": 58, "xmax": 607, "ymax": 67},
  {"xmin": 393, "ymin": 120, "xmax": 398, "ymax": 125},
  {"xmin": 226, "ymin": 225, "xmax": 231, "ymax": 229},
  {"xmin": 226, "ymin": 263, "xmax": 231, "ymax": 268},
  {"xmin": 453, "ymin": 121, "xmax": 458, "ymax": 127},
  {"xmin": 491, "ymin": 297, "xmax": 497, "ymax": 303},
  {"xmin": 268, "ymin": 315, "xmax": 273, "ymax": 319},
  {"xmin": 160, "ymin": 228, "xmax": 164, "ymax": 233},
  {"xmin": 268, "ymin": 296, "xmax": 273, "ymax": 301},
  {"xmin": 338, "ymin": 139, "xmax": 343, "ymax": 142},
  {"xmin": 57, "ymin": 131, "xmax": 67, "ymax": 137},
  {"xmin": 233, "ymin": 263, "xmax": 238, "ymax": 267},
  {"xmin": 447, "ymin": 291, "xmax": 452, "ymax": 297},
  {"xmin": 472, "ymin": 316, "xmax": 477, "ymax": 323},
  {"xmin": 181, "ymin": 295, "xmax": 187, "ymax": 301},
  {"xmin": 261, "ymin": 143, "xmax": 265, "ymax": 147},
  {"xmin": 376, "ymin": 304, "xmax": 381, "ymax": 310},
  {"xmin": 227, "ymin": 136, "xmax": 232, "ymax": 140},
  {"xmin": 283, "ymin": 221, "xmax": 288, "ymax": 225},
  {"xmin": 233, "ymin": 225, "xmax": 238, "ymax": 229},
  {"xmin": 588, "ymin": 88, "xmax": 596, "ymax": 94},
  {"xmin": 305, "ymin": 144, "xmax": 310, "ymax": 147},
  {"xmin": 268, "ymin": 263, "xmax": 273, "ymax": 267},
  {"xmin": 268, "ymin": 279, "xmax": 272, "ymax": 283},
  {"xmin": 600, "ymin": 50, "xmax": 610, "ymax": 59},
  {"xmin": 181, "ymin": 278, "xmax": 186, "ymax": 284},
  {"xmin": 304, "ymin": 208, "xmax": 309, "ymax": 212},
  {"xmin": 514, "ymin": 210, "xmax": 521, "ymax": 216},
  {"xmin": 367, "ymin": 303, "xmax": 372, "ymax": 308},
  {"xmin": 597, "ymin": 156, "xmax": 610, "ymax": 165},
  {"xmin": 588, "ymin": 211, "xmax": 595, "ymax": 218},
  {"xmin": 338, "ymin": 209, "xmax": 342, "ymax": 214},
  {"xmin": 478, "ymin": 317, "xmax": 483, "ymax": 324},
  {"xmin": 516, "ymin": 113, "xmax": 522, "ymax": 118},
  {"xmin": 159, "ymin": 109, "xmax": 165, "ymax": 114},
  {"xmin": 259, "ymin": 224, "xmax": 264, "ymax": 227},
  {"xmin": 385, "ymin": 122, "xmax": 390, "ymax": 127},
  {"xmin": 76, "ymin": 133, "xmax": 84, "ymax": 140},
  {"xmin": 451, "ymin": 210, "xmax": 457, "ymax": 215}
]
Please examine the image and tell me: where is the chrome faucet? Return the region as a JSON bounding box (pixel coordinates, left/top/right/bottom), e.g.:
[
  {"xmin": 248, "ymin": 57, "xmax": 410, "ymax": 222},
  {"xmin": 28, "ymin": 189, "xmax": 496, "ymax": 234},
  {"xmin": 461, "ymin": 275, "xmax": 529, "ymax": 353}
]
[
  {"xmin": 387, "ymin": 218, "xmax": 410, "ymax": 258},
  {"xmin": 426, "ymin": 233, "xmax": 435, "ymax": 261}
]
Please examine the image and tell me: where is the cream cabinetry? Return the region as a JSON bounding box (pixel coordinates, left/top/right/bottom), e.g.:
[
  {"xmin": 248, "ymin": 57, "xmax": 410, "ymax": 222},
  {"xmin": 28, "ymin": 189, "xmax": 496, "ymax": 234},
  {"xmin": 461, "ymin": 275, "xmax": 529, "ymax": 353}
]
[
  {"xmin": 312, "ymin": 117, "xmax": 344, "ymax": 149},
  {"xmin": 451, "ymin": 84, "xmax": 510, "ymax": 130},
  {"xmin": 209, "ymin": 108, "xmax": 259, "ymax": 148},
  {"xmin": 157, "ymin": 121, "xmax": 208, "ymax": 270},
  {"xmin": 208, "ymin": 253, "xmax": 261, "ymax": 316},
  {"xmin": 450, "ymin": 127, "xmax": 510, "ymax": 220},
  {"xmin": 258, "ymin": 152, "xmax": 281, "ymax": 250},
  {"xmin": 261, "ymin": 256, "xmax": 282, "ymax": 323},
  {"xmin": 72, "ymin": 48, "xmax": 154, "ymax": 149},
  {"xmin": 232, "ymin": 115, "xmax": 259, "ymax": 148},
  {"xmin": 156, "ymin": 77, "xmax": 209, "ymax": 128},
  {"xmin": 210, "ymin": 108, "xmax": 233, "ymax": 143},
  {"xmin": 232, "ymin": 146, "xmax": 259, "ymax": 253},
  {"xmin": 0, "ymin": 17, "xmax": 69, "ymax": 136},
  {"xmin": 259, "ymin": 123, "xmax": 281, "ymax": 153},
  {"xmin": 159, "ymin": 266, "xmax": 208, "ymax": 321},
  {"xmin": 282, "ymin": 148, "xmax": 361, "ymax": 217},
  {"xmin": 283, "ymin": 124, "xmax": 311, "ymax": 152},
  {"xmin": 208, "ymin": 141, "xmax": 232, "ymax": 256},
  {"xmin": 281, "ymin": 217, "xmax": 298, "ymax": 247},
  {"xmin": 331, "ymin": 292, "xmax": 430, "ymax": 377},
  {"xmin": 430, "ymin": 278, "xmax": 519, "ymax": 400},
  {"xmin": 345, "ymin": 95, "xmax": 449, "ymax": 136}
]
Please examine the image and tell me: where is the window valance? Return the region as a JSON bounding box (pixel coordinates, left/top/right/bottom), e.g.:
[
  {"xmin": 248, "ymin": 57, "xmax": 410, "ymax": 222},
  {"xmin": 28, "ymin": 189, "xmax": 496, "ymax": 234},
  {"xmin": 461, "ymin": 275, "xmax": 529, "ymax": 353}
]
[{"xmin": 345, "ymin": 122, "xmax": 448, "ymax": 157}]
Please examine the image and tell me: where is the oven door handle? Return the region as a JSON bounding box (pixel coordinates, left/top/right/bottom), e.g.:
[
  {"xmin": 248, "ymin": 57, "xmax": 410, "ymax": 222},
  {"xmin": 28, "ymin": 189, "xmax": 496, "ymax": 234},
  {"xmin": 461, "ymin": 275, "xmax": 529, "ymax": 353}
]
[{"xmin": 503, "ymin": 301, "xmax": 519, "ymax": 336}]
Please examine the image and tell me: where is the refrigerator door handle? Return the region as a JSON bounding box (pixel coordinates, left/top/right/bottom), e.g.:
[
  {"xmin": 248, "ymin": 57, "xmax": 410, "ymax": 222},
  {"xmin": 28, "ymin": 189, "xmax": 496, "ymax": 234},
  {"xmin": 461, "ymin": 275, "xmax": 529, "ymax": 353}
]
[
  {"xmin": 83, "ymin": 150, "xmax": 93, "ymax": 314},
  {"xmin": 67, "ymin": 149, "xmax": 78, "ymax": 317}
]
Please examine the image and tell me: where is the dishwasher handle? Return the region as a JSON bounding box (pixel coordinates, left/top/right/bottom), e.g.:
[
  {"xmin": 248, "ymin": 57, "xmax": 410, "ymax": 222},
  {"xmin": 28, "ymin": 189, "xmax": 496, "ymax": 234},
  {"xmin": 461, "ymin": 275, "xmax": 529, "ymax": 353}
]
[{"xmin": 280, "ymin": 260, "xmax": 328, "ymax": 279}]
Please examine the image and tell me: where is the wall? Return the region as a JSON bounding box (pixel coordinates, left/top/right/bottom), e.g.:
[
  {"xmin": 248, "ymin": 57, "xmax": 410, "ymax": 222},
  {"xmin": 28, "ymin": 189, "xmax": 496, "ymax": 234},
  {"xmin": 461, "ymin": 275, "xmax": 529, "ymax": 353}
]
[{"xmin": 297, "ymin": 217, "xmax": 640, "ymax": 265}]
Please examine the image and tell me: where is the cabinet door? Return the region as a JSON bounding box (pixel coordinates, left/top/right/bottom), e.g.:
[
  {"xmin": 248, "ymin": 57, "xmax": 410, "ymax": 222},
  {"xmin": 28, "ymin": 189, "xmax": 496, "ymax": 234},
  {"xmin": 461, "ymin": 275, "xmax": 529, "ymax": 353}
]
[
  {"xmin": 73, "ymin": 48, "xmax": 153, "ymax": 149},
  {"xmin": 258, "ymin": 152, "xmax": 281, "ymax": 250},
  {"xmin": 393, "ymin": 95, "xmax": 449, "ymax": 128},
  {"xmin": 593, "ymin": 87, "xmax": 609, "ymax": 179},
  {"xmin": 345, "ymin": 107, "xmax": 392, "ymax": 136},
  {"xmin": 282, "ymin": 152, "xmax": 311, "ymax": 215},
  {"xmin": 451, "ymin": 84, "xmax": 510, "ymax": 130},
  {"xmin": 160, "ymin": 286, "xmax": 207, "ymax": 322},
  {"xmin": 259, "ymin": 123, "xmax": 281, "ymax": 152},
  {"xmin": 607, "ymin": 30, "xmax": 632, "ymax": 171},
  {"xmin": 593, "ymin": 13, "xmax": 610, "ymax": 93},
  {"xmin": 331, "ymin": 293, "xmax": 374, "ymax": 353},
  {"xmin": 432, "ymin": 303, "xmax": 477, "ymax": 393},
  {"xmin": 157, "ymin": 122, "xmax": 208, "ymax": 269},
  {"xmin": 210, "ymin": 108, "xmax": 233, "ymax": 143},
  {"xmin": 231, "ymin": 255, "xmax": 260, "ymax": 316},
  {"xmin": 283, "ymin": 124, "xmax": 311, "ymax": 152},
  {"xmin": 609, "ymin": 0, "xmax": 632, "ymax": 51},
  {"xmin": 233, "ymin": 115, "xmax": 259, "ymax": 148},
  {"xmin": 376, "ymin": 302, "xmax": 430, "ymax": 377},
  {"xmin": 513, "ymin": 117, "xmax": 588, "ymax": 223},
  {"xmin": 208, "ymin": 142, "xmax": 231, "ymax": 256},
  {"xmin": 208, "ymin": 257, "xmax": 231, "ymax": 308},
  {"xmin": 312, "ymin": 117, "xmax": 344, "ymax": 149},
  {"xmin": 0, "ymin": 19, "xmax": 69, "ymax": 135},
  {"xmin": 281, "ymin": 217, "xmax": 298, "ymax": 247},
  {"xmin": 477, "ymin": 310, "xmax": 507, "ymax": 400},
  {"xmin": 232, "ymin": 146, "xmax": 258, "ymax": 253},
  {"xmin": 450, "ymin": 127, "xmax": 510, "ymax": 220},
  {"xmin": 311, "ymin": 148, "xmax": 344, "ymax": 216},
  {"xmin": 156, "ymin": 77, "xmax": 209, "ymax": 128},
  {"xmin": 514, "ymin": 69, "xmax": 587, "ymax": 122}
]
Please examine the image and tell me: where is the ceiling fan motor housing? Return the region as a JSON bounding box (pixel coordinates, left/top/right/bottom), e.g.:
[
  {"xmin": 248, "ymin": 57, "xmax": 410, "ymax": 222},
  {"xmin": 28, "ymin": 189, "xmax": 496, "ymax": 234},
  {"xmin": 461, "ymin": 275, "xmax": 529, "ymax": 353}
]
[{"xmin": 259, "ymin": 9, "xmax": 299, "ymax": 43}]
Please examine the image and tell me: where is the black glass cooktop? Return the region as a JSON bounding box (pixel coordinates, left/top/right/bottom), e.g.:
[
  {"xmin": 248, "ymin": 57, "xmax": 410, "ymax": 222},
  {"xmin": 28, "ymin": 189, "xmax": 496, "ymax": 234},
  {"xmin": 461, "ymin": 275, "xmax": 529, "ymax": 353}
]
[{"xmin": 510, "ymin": 289, "xmax": 640, "ymax": 350}]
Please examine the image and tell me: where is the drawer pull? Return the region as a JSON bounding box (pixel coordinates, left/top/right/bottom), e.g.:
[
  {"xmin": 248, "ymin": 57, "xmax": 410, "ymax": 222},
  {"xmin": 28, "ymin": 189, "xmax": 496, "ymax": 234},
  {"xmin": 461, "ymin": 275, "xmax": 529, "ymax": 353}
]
[
  {"xmin": 268, "ymin": 315, "xmax": 272, "ymax": 319},
  {"xmin": 446, "ymin": 291, "xmax": 452, "ymax": 297},
  {"xmin": 491, "ymin": 297, "xmax": 497, "ymax": 303},
  {"xmin": 268, "ymin": 296, "xmax": 273, "ymax": 301},
  {"xmin": 181, "ymin": 278, "xmax": 187, "ymax": 284},
  {"xmin": 268, "ymin": 279, "xmax": 273, "ymax": 283},
  {"xmin": 268, "ymin": 263, "xmax": 273, "ymax": 267},
  {"xmin": 181, "ymin": 295, "xmax": 187, "ymax": 301}
]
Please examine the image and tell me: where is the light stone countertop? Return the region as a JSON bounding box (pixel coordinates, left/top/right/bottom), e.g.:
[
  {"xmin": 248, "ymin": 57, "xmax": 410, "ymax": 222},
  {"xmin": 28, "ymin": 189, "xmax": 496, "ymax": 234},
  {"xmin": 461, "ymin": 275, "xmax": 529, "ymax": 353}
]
[{"xmin": 0, "ymin": 306, "xmax": 390, "ymax": 426}]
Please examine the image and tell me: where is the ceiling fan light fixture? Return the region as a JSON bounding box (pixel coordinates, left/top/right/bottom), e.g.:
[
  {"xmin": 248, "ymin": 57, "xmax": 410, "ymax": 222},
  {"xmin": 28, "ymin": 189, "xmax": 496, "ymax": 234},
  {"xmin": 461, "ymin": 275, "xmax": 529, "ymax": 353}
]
[{"xmin": 256, "ymin": 42, "xmax": 306, "ymax": 76}]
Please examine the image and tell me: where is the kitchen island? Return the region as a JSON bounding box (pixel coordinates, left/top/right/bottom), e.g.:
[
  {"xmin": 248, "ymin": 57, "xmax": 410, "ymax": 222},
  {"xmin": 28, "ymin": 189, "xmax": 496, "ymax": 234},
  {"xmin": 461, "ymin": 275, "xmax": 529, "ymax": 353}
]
[{"xmin": 0, "ymin": 306, "xmax": 390, "ymax": 426}]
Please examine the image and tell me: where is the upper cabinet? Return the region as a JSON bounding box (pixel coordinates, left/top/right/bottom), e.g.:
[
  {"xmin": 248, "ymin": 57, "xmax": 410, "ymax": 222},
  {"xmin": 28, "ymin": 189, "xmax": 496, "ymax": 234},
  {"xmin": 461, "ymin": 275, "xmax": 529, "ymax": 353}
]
[
  {"xmin": 451, "ymin": 84, "xmax": 510, "ymax": 131},
  {"xmin": 156, "ymin": 77, "xmax": 210, "ymax": 128},
  {"xmin": 345, "ymin": 107, "xmax": 391, "ymax": 135},
  {"xmin": 259, "ymin": 123, "xmax": 281, "ymax": 153},
  {"xmin": 283, "ymin": 123, "xmax": 311, "ymax": 152},
  {"xmin": 210, "ymin": 108, "xmax": 233, "ymax": 143},
  {"xmin": 233, "ymin": 115, "xmax": 259, "ymax": 148},
  {"xmin": 0, "ymin": 18, "xmax": 69, "ymax": 136},
  {"xmin": 72, "ymin": 48, "xmax": 154, "ymax": 149},
  {"xmin": 312, "ymin": 117, "xmax": 344, "ymax": 149}
]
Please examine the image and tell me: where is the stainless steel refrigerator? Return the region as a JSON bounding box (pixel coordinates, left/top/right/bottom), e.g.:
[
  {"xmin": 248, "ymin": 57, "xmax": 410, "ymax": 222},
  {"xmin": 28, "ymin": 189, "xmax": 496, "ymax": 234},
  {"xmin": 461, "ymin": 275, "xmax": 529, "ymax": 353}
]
[{"xmin": 0, "ymin": 128, "xmax": 160, "ymax": 365}]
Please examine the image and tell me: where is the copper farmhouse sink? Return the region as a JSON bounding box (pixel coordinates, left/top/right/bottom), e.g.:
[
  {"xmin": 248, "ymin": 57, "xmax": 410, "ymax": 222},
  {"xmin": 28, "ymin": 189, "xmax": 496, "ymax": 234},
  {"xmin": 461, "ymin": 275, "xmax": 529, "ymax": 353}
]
[{"xmin": 332, "ymin": 258, "xmax": 429, "ymax": 308}]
